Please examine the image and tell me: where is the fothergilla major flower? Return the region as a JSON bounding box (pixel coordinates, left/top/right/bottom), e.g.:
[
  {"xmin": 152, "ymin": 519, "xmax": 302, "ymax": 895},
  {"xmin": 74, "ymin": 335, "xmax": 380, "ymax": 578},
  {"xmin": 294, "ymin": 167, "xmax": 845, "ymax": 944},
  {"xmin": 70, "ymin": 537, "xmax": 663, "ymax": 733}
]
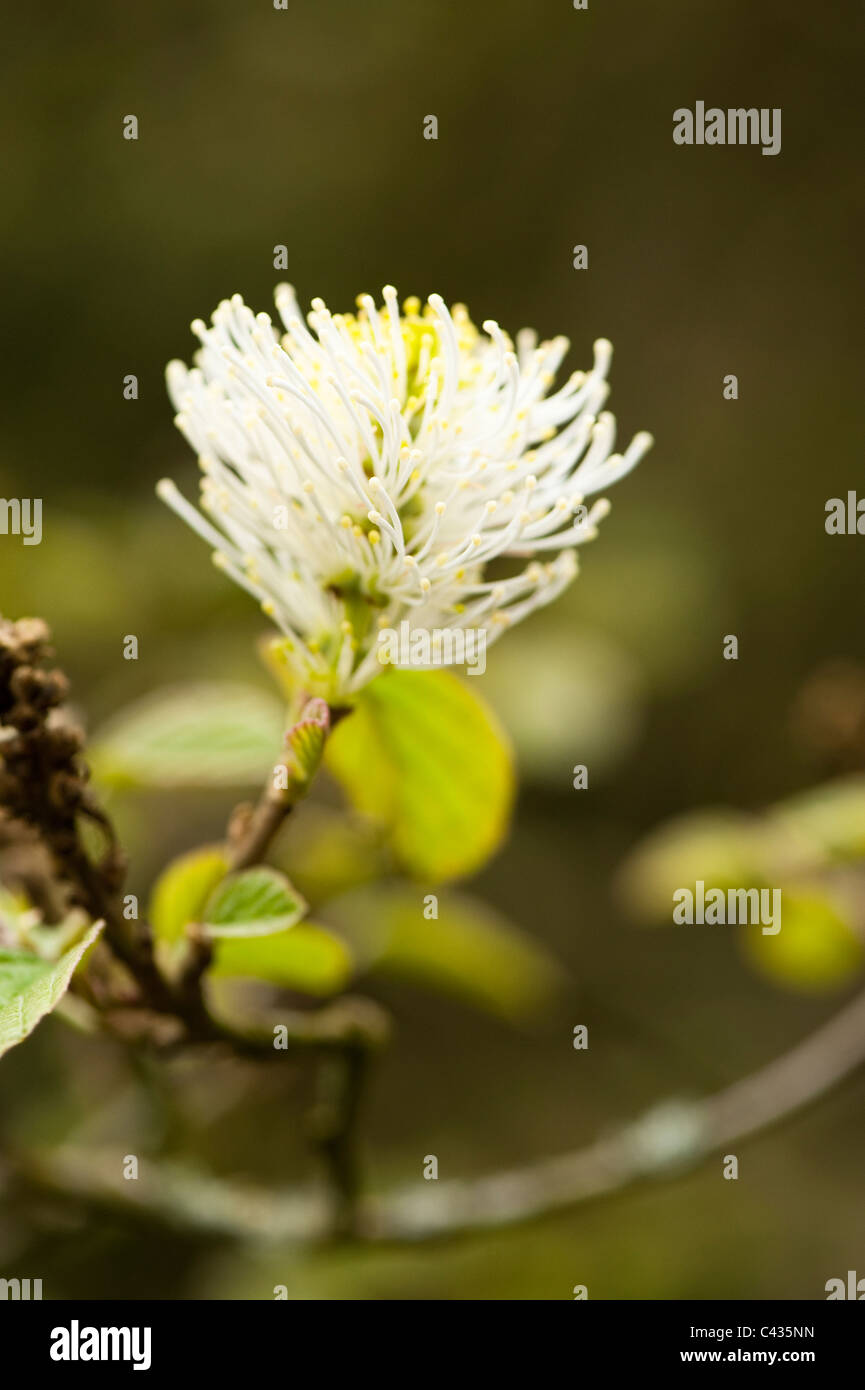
[{"xmin": 158, "ymin": 286, "xmax": 652, "ymax": 699}]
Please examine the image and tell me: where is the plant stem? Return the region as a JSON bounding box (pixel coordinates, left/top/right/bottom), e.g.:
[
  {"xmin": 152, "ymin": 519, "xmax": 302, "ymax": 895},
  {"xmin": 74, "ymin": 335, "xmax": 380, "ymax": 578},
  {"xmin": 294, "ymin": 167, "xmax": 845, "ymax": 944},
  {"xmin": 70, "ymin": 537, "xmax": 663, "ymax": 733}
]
[
  {"xmin": 0, "ymin": 624, "xmax": 386, "ymax": 1236},
  {"xmin": 226, "ymin": 786, "xmax": 296, "ymax": 873},
  {"xmin": 311, "ymin": 1043, "xmax": 371, "ymax": 1236},
  {"xmin": 17, "ymin": 984, "xmax": 865, "ymax": 1247}
]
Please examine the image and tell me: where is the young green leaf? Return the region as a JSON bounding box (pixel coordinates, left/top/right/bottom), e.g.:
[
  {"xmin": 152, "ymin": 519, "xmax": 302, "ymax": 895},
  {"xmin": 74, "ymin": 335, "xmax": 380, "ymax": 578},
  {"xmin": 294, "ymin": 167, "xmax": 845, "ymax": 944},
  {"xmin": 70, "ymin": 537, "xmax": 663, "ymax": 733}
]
[
  {"xmin": 209, "ymin": 923, "xmax": 352, "ymax": 995},
  {"xmin": 323, "ymin": 885, "xmax": 560, "ymax": 1021},
  {"xmin": 278, "ymin": 697, "xmax": 329, "ymax": 799},
  {"xmin": 325, "ymin": 669, "xmax": 514, "ymax": 883},
  {"xmin": 90, "ymin": 682, "xmax": 285, "ymax": 789},
  {"xmin": 274, "ymin": 805, "xmax": 387, "ymax": 905},
  {"xmin": 203, "ymin": 867, "xmax": 307, "ymax": 938},
  {"xmin": 0, "ymin": 921, "xmax": 103, "ymax": 1058},
  {"xmin": 767, "ymin": 776, "xmax": 865, "ymax": 868},
  {"xmin": 617, "ymin": 810, "xmax": 770, "ymax": 923},
  {"xmin": 149, "ymin": 845, "xmax": 230, "ymax": 944},
  {"xmin": 742, "ymin": 888, "xmax": 865, "ymax": 992}
]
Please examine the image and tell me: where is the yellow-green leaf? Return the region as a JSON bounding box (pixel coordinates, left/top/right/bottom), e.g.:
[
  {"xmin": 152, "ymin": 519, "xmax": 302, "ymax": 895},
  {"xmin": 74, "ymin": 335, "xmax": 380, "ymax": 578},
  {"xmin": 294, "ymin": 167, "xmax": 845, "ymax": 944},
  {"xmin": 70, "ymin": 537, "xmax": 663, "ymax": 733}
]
[
  {"xmin": 90, "ymin": 682, "xmax": 284, "ymax": 789},
  {"xmin": 279, "ymin": 698, "xmax": 330, "ymax": 798},
  {"xmin": 275, "ymin": 805, "xmax": 386, "ymax": 905},
  {"xmin": 767, "ymin": 777, "xmax": 865, "ymax": 868},
  {"xmin": 325, "ymin": 669, "xmax": 514, "ymax": 882},
  {"xmin": 210, "ymin": 923, "xmax": 352, "ymax": 996},
  {"xmin": 324, "ymin": 884, "xmax": 560, "ymax": 1020},
  {"xmin": 743, "ymin": 888, "xmax": 865, "ymax": 992},
  {"xmin": 617, "ymin": 810, "xmax": 769, "ymax": 922},
  {"xmin": 149, "ymin": 845, "xmax": 229, "ymax": 944},
  {"xmin": 0, "ymin": 921, "xmax": 103, "ymax": 1058},
  {"xmin": 203, "ymin": 867, "xmax": 307, "ymax": 938}
]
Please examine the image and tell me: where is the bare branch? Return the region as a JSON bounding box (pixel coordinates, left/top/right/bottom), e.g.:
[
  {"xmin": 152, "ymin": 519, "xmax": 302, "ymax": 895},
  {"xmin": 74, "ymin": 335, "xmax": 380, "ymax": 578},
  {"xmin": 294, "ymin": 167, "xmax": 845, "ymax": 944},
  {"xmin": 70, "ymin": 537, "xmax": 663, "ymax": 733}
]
[{"xmin": 12, "ymin": 987, "xmax": 865, "ymax": 1246}]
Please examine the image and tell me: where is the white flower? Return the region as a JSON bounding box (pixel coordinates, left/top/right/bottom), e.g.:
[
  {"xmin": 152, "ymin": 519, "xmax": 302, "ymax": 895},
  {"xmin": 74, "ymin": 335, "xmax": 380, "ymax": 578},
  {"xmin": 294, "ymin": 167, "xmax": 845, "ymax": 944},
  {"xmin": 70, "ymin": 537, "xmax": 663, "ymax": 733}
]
[{"xmin": 158, "ymin": 286, "xmax": 652, "ymax": 699}]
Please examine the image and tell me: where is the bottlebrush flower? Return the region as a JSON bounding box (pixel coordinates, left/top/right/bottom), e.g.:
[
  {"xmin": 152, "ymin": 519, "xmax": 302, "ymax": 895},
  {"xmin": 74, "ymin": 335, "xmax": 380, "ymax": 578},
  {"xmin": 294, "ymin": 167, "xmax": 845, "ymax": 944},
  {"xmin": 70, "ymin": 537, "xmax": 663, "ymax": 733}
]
[{"xmin": 158, "ymin": 286, "xmax": 652, "ymax": 699}]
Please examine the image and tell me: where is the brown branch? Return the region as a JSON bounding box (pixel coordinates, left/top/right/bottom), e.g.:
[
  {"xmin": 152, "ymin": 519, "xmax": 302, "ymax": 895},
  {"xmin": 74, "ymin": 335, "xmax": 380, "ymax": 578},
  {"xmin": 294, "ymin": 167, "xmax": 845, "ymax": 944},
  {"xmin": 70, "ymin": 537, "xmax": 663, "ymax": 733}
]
[
  {"xmin": 0, "ymin": 621, "xmax": 381, "ymax": 1235},
  {"xmin": 0, "ymin": 617, "xmax": 170, "ymax": 1006},
  {"xmin": 13, "ymin": 985, "xmax": 865, "ymax": 1246},
  {"xmin": 226, "ymin": 787, "xmax": 297, "ymax": 873},
  {"xmin": 216, "ymin": 696, "xmax": 380, "ymax": 1228}
]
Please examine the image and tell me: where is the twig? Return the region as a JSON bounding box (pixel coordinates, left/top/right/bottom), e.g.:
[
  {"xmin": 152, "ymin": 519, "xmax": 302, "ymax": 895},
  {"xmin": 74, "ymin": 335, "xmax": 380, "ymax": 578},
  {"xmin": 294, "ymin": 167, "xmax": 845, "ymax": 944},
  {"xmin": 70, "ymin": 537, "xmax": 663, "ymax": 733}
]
[
  {"xmin": 217, "ymin": 697, "xmax": 383, "ymax": 1230},
  {"xmin": 226, "ymin": 788, "xmax": 296, "ymax": 873},
  {"xmin": 11, "ymin": 986, "xmax": 865, "ymax": 1246},
  {"xmin": 0, "ymin": 619, "xmax": 386, "ymax": 1237},
  {"xmin": 309, "ymin": 1043, "xmax": 371, "ymax": 1236}
]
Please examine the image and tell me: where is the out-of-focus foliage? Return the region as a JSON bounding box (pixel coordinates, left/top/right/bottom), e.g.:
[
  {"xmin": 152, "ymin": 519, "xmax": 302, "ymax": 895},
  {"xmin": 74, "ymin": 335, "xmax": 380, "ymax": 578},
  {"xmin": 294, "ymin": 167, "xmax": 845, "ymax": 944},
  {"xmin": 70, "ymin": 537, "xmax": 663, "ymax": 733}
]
[
  {"xmin": 0, "ymin": 893, "xmax": 103, "ymax": 1057},
  {"xmin": 323, "ymin": 884, "xmax": 561, "ymax": 1020},
  {"xmin": 100, "ymin": 666, "xmax": 553, "ymax": 1021},
  {"xmin": 209, "ymin": 923, "xmax": 352, "ymax": 996},
  {"xmin": 150, "ymin": 844, "xmax": 230, "ymax": 945},
  {"xmin": 148, "ymin": 840, "xmax": 350, "ymax": 993},
  {"xmin": 767, "ymin": 779, "xmax": 865, "ymax": 867},
  {"xmin": 91, "ymin": 682, "xmax": 284, "ymax": 789},
  {"xmin": 618, "ymin": 776, "xmax": 865, "ymax": 992},
  {"xmin": 325, "ymin": 668, "xmax": 514, "ymax": 883},
  {"xmin": 480, "ymin": 623, "xmax": 644, "ymax": 782},
  {"xmin": 203, "ymin": 867, "xmax": 307, "ymax": 937},
  {"xmin": 743, "ymin": 888, "xmax": 864, "ymax": 991},
  {"xmin": 274, "ymin": 805, "xmax": 387, "ymax": 904},
  {"xmin": 618, "ymin": 810, "xmax": 770, "ymax": 919}
]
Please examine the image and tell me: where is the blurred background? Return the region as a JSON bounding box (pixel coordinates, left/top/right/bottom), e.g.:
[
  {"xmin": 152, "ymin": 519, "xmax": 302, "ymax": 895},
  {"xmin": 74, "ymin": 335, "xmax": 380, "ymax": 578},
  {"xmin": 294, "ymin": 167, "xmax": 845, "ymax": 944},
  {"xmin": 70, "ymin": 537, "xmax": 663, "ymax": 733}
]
[{"xmin": 1, "ymin": 0, "xmax": 865, "ymax": 1298}]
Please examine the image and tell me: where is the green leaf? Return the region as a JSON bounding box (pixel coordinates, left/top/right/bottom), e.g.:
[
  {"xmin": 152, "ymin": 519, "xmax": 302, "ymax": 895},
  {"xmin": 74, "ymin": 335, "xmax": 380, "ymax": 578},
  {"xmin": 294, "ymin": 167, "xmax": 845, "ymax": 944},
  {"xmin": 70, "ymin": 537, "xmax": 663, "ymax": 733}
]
[
  {"xmin": 275, "ymin": 805, "xmax": 386, "ymax": 905},
  {"xmin": 149, "ymin": 845, "xmax": 229, "ymax": 944},
  {"xmin": 203, "ymin": 867, "xmax": 307, "ymax": 938},
  {"xmin": 324, "ymin": 885, "xmax": 560, "ymax": 1020},
  {"xmin": 90, "ymin": 682, "xmax": 284, "ymax": 789},
  {"xmin": 325, "ymin": 669, "xmax": 514, "ymax": 883},
  {"xmin": 0, "ymin": 887, "xmax": 41, "ymax": 950},
  {"xmin": 210, "ymin": 923, "xmax": 352, "ymax": 995},
  {"xmin": 0, "ymin": 921, "xmax": 103, "ymax": 1058},
  {"xmin": 742, "ymin": 888, "xmax": 865, "ymax": 992},
  {"xmin": 279, "ymin": 698, "xmax": 330, "ymax": 798},
  {"xmin": 767, "ymin": 777, "xmax": 865, "ymax": 868},
  {"xmin": 617, "ymin": 810, "xmax": 770, "ymax": 922}
]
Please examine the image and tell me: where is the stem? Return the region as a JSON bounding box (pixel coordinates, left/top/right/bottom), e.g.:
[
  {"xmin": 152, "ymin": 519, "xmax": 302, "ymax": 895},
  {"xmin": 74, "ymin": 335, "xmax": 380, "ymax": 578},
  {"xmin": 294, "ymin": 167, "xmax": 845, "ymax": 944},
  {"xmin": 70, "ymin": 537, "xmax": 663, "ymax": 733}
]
[
  {"xmin": 65, "ymin": 841, "xmax": 177, "ymax": 1014},
  {"xmin": 226, "ymin": 787, "xmax": 296, "ymax": 873},
  {"xmin": 311, "ymin": 1044, "xmax": 371, "ymax": 1236},
  {"xmin": 215, "ymin": 699, "xmax": 381, "ymax": 1230},
  {"xmin": 0, "ymin": 622, "xmax": 385, "ymax": 1238},
  {"xmin": 16, "ymin": 985, "xmax": 865, "ymax": 1245}
]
